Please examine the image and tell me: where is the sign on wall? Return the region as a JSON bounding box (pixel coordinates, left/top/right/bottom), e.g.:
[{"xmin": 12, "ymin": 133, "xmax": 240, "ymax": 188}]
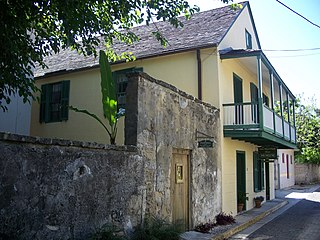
[{"xmin": 258, "ymin": 146, "xmax": 277, "ymax": 160}]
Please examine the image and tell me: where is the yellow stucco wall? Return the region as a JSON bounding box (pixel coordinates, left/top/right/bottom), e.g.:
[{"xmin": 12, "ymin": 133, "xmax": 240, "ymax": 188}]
[
  {"xmin": 30, "ymin": 50, "xmax": 220, "ymax": 144},
  {"xmin": 219, "ymin": 58, "xmax": 271, "ymax": 105},
  {"xmin": 201, "ymin": 49, "xmax": 220, "ymax": 107},
  {"xmin": 221, "ymin": 137, "xmax": 274, "ymax": 214},
  {"xmin": 221, "ymin": 138, "xmax": 258, "ymax": 214},
  {"xmin": 219, "ymin": 5, "xmax": 259, "ymax": 50},
  {"xmin": 218, "ymin": 56, "xmax": 274, "ymax": 214},
  {"xmin": 30, "ymin": 69, "xmax": 123, "ymax": 144}
]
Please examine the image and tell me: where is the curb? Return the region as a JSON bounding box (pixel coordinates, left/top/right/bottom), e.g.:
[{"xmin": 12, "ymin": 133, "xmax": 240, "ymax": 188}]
[{"xmin": 212, "ymin": 200, "xmax": 288, "ymax": 240}]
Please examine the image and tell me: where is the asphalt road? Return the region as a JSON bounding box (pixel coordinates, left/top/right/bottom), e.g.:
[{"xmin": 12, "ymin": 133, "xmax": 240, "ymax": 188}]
[{"xmin": 236, "ymin": 187, "xmax": 320, "ymax": 240}]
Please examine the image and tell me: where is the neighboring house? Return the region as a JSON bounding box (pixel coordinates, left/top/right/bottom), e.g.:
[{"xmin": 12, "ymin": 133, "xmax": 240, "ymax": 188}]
[
  {"xmin": 30, "ymin": 1, "xmax": 296, "ymax": 218},
  {"xmin": 274, "ymin": 149, "xmax": 295, "ymax": 189},
  {"xmin": 0, "ymin": 94, "xmax": 31, "ymax": 135}
]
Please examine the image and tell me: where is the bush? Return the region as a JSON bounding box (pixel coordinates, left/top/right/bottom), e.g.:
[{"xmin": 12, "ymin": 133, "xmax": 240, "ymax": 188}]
[
  {"xmin": 131, "ymin": 216, "xmax": 182, "ymax": 240},
  {"xmin": 194, "ymin": 222, "xmax": 216, "ymax": 233},
  {"xmin": 215, "ymin": 212, "xmax": 235, "ymax": 225},
  {"xmin": 91, "ymin": 225, "xmax": 126, "ymax": 240}
]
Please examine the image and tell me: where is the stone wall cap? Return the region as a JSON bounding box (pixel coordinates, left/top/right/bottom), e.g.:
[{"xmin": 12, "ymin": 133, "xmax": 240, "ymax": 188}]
[{"xmin": 0, "ymin": 132, "xmax": 138, "ymax": 152}]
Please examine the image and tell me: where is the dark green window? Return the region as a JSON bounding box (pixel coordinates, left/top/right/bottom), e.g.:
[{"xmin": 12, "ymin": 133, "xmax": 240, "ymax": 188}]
[
  {"xmin": 113, "ymin": 67, "xmax": 143, "ymax": 109},
  {"xmin": 245, "ymin": 29, "xmax": 252, "ymax": 49},
  {"xmin": 40, "ymin": 80, "xmax": 70, "ymax": 123},
  {"xmin": 253, "ymin": 152, "xmax": 264, "ymax": 192},
  {"xmin": 263, "ymin": 93, "xmax": 269, "ymax": 107}
]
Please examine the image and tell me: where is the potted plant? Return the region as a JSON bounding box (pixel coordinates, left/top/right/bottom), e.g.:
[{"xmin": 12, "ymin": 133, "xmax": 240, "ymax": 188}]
[
  {"xmin": 254, "ymin": 196, "xmax": 264, "ymax": 208},
  {"xmin": 237, "ymin": 192, "xmax": 248, "ymax": 212}
]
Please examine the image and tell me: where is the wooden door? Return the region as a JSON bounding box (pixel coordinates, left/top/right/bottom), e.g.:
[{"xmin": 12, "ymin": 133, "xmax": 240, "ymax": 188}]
[
  {"xmin": 171, "ymin": 149, "xmax": 190, "ymax": 231},
  {"xmin": 265, "ymin": 161, "xmax": 270, "ymax": 200},
  {"xmin": 250, "ymin": 82, "xmax": 259, "ymax": 123},
  {"xmin": 233, "ymin": 74, "xmax": 243, "ymax": 124},
  {"xmin": 237, "ymin": 151, "xmax": 246, "ymax": 211}
]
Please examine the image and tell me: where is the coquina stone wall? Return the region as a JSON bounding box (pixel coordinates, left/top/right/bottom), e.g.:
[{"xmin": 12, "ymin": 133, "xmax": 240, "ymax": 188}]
[
  {"xmin": 126, "ymin": 73, "xmax": 221, "ymax": 226},
  {"xmin": 295, "ymin": 163, "xmax": 320, "ymax": 184},
  {"xmin": 0, "ymin": 133, "xmax": 145, "ymax": 239},
  {"xmin": 0, "ymin": 72, "xmax": 221, "ymax": 239}
]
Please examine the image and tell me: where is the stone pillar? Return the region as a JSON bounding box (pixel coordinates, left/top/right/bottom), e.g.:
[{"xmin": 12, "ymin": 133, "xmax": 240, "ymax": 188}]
[{"xmin": 125, "ymin": 73, "xmax": 140, "ymax": 146}]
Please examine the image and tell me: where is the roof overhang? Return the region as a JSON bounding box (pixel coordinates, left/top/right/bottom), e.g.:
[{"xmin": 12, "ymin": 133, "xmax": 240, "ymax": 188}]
[{"xmin": 35, "ymin": 43, "xmax": 218, "ymax": 80}]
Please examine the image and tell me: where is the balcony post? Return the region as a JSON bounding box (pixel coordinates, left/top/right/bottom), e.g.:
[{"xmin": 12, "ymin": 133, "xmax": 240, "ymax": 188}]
[
  {"xmin": 279, "ymin": 83, "xmax": 284, "ymax": 138},
  {"xmin": 287, "ymin": 92, "xmax": 291, "ymax": 141},
  {"xmin": 292, "ymin": 99, "xmax": 296, "ymax": 143},
  {"xmin": 269, "ymin": 70, "xmax": 276, "ymax": 134},
  {"xmin": 257, "ymin": 55, "xmax": 264, "ymax": 129}
]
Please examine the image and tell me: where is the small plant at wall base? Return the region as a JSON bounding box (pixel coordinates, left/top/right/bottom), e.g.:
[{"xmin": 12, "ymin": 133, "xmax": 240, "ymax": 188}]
[
  {"xmin": 131, "ymin": 216, "xmax": 182, "ymax": 240},
  {"xmin": 70, "ymin": 50, "xmax": 125, "ymax": 145},
  {"xmin": 215, "ymin": 212, "xmax": 236, "ymax": 225},
  {"xmin": 194, "ymin": 213, "xmax": 236, "ymax": 233},
  {"xmin": 194, "ymin": 222, "xmax": 216, "ymax": 233},
  {"xmin": 91, "ymin": 225, "xmax": 126, "ymax": 240}
]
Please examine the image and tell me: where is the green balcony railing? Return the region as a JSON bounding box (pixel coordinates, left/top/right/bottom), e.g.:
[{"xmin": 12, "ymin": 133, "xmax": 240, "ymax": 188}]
[{"xmin": 223, "ymin": 102, "xmax": 296, "ymax": 144}]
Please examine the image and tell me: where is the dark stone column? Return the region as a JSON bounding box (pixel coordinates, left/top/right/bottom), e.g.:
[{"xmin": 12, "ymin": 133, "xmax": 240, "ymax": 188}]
[{"xmin": 125, "ymin": 73, "xmax": 139, "ymax": 146}]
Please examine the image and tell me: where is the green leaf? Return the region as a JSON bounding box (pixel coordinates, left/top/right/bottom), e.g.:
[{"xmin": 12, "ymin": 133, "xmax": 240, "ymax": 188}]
[{"xmin": 99, "ymin": 50, "xmax": 117, "ymax": 126}]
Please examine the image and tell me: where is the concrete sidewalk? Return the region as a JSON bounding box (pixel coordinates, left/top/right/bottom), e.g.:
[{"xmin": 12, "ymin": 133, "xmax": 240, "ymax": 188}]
[{"xmin": 181, "ymin": 184, "xmax": 320, "ymax": 240}]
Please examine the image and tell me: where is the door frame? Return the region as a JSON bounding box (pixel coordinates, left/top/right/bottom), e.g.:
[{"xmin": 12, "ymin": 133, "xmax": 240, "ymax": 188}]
[
  {"xmin": 265, "ymin": 161, "xmax": 270, "ymax": 200},
  {"xmin": 233, "ymin": 73, "xmax": 244, "ymax": 124},
  {"xmin": 236, "ymin": 151, "xmax": 246, "ymax": 210},
  {"xmin": 171, "ymin": 148, "xmax": 191, "ymax": 230}
]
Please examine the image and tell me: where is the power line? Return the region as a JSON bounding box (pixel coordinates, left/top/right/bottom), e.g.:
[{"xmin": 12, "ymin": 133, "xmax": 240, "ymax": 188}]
[
  {"xmin": 264, "ymin": 47, "xmax": 320, "ymax": 52},
  {"xmin": 268, "ymin": 52, "xmax": 320, "ymax": 58},
  {"xmin": 276, "ymin": 0, "xmax": 320, "ymax": 29}
]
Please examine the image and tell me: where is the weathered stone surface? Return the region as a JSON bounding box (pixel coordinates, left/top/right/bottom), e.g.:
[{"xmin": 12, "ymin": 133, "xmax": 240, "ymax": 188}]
[
  {"xmin": 126, "ymin": 73, "xmax": 221, "ymax": 226},
  {"xmin": 295, "ymin": 163, "xmax": 320, "ymax": 184},
  {"xmin": 0, "ymin": 136, "xmax": 144, "ymax": 239},
  {"xmin": 0, "ymin": 72, "xmax": 221, "ymax": 238}
]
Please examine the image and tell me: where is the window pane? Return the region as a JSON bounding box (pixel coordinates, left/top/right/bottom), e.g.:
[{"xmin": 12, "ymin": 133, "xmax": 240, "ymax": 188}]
[
  {"xmin": 50, "ymin": 83, "xmax": 62, "ymax": 121},
  {"xmin": 40, "ymin": 81, "xmax": 70, "ymax": 123},
  {"xmin": 115, "ymin": 68, "xmax": 143, "ymax": 109}
]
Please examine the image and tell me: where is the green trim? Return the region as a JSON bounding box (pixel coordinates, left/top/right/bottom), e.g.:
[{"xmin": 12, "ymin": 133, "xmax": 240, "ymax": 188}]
[
  {"xmin": 237, "ymin": 151, "xmax": 247, "ymax": 210},
  {"xmin": 220, "ymin": 51, "xmax": 295, "ymax": 100},
  {"xmin": 223, "ymin": 129, "xmax": 296, "ymax": 149},
  {"xmin": 224, "ymin": 124, "xmax": 259, "ymax": 129},
  {"xmin": 260, "ymin": 53, "xmax": 295, "ymax": 99},
  {"xmin": 39, "ymin": 80, "xmax": 70, "ymax": 123},
  {"xmin": 218, "ymin": 2, "xmax": 247, "ymax": 46},
  {"xmin": 245, "ymin": 29, "xmax": 252, "ymax": 49},
  {"xmin": 245, "ymin": 2, "xmax": 261, "ymax": 49},
  {"xmin": 253, "ymin": 151, "xmax": 264, "ymax": 192},
  {"xmin": 220, "ymin": 51, "xmax": 261, "ymax": 59},
  {"xmin": 60, "ymin": 80, "xmax": 70, "ymax": 121},
  {"xmin": 223, "ymin": 102, "xmax": 253, "ymax": 107},
  {"xmin": 218, "ymin": 2, "xmax": 261, "ymax": 49}
]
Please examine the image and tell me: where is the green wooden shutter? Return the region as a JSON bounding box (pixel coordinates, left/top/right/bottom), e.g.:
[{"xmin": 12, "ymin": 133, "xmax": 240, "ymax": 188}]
[
  {"xmin": 40, "ymin": 84, "xmax": 52, "ymax": 123},
  {"xmin": 60, "ymin": 80, "xmax": 70, "ymax": 121},
  {"xmin": 40, "ymin": 84, "xmax": 47, "ymax": 123},
  {"xmin": 253, "ymin": 152, "xmax": 259, "ymax": 192},
  {"xmin": 261, "ymin": 159, "xmax": 265, "ymax": 190}
]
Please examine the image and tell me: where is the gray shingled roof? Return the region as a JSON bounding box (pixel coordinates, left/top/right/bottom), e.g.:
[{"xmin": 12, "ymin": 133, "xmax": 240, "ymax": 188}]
[{"xmin": 35, "ymin": 2, "xmax": 245, "ymax": 78}]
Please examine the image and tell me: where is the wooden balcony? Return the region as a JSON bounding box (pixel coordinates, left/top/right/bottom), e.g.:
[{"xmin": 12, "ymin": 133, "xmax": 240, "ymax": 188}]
[{"xmin": 223, "ymin": 102, "xmax": 296, "ymax": 149}]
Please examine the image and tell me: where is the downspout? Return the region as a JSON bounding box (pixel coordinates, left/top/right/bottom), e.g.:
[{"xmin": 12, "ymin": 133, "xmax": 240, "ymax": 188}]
[{"xmin": 197, "ymin": 49, "xmax": 202, "ymax": 100}]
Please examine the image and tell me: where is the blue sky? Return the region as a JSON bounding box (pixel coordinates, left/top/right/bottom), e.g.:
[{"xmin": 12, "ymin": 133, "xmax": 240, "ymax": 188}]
[{"xmin": 188, "ymin": 0, "xmax": 320, "ymax": 107}]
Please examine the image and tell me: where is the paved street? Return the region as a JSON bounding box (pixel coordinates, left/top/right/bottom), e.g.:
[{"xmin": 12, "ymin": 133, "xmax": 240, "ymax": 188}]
[{"xmin": 229, "ymin": 187, "xmax": 320, "ymax": 240}]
